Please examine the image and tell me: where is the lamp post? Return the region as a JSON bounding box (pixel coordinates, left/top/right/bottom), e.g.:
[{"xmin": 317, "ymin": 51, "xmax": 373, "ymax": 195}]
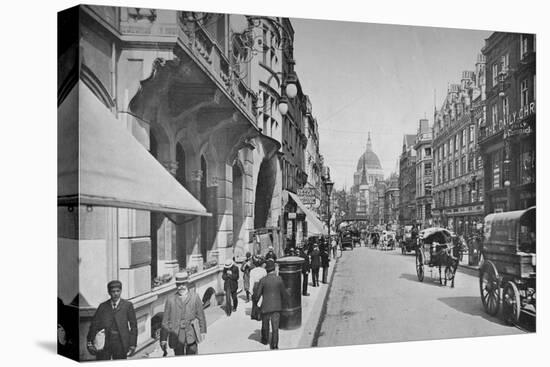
[{"xmin": 324, "ymin": 180, "xmax": 334, "ymax": 239}]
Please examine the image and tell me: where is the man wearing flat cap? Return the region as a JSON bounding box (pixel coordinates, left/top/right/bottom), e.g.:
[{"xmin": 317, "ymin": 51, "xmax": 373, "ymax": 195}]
[
  {"xmin": 222, "ymin": 259, "xmax": 240, "ymax": 316},
  {"xmin": 160, "ymin": 272, "xmax": 207, "ymax": 355},
  {"xmin": 87, "ymin": 280, "xmax": 137, "ymax": 360},
  {"xmin": 253, "ymin": 260, "xmax": 289, "ymax": 349}
]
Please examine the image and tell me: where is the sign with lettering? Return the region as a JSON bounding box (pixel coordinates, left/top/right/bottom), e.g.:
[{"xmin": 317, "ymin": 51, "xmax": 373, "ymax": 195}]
[{"xmin": 297, "ymin": 188, "xmax": 317, "ymax": 205}]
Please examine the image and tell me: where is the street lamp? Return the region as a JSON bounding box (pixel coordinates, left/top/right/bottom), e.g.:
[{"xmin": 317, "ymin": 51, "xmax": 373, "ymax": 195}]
[{"xmin": 324, "ymin": 180, "xmax": 334, "ymax": 238}]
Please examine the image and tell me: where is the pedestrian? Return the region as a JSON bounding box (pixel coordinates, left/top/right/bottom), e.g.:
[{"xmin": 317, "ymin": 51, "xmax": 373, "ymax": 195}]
[
  {"xmin": 222, "ymin": 258, "xmax": 240, "ymax": 315},
  {"xmin": 331, "ymin": 236, "xmax": 338, "ymax": 259},
  {"xmin": 249, "ymin": 257, "xmax": 267, "ymax": 321},
  {"xmin": 86, "ymin": 280, "xmax": 137, "ymax": 360},
  {"xmin": 265, "ymin": 246, "xmax": 277, "ymax": 262},
  {"xmin": 241, "ymin": 252, "xmax": 254, "ymax": 302},
  {"xmin": 299, "ymin": 247, "xmax": 310, "ymax": 296},
  {"xmin": 321, "ymin": 248, "xmax": 330, "ymax": 284},
  {"xmin": 252, "ymin": 260, "xmax": 289, "ymax": 350},
  {"xmin": 310, "ymin": 244, "xmax": 321, "ymax": 287},
  {"xmin": 160, "ymin": 272, "xmax": 206, "ymax": 356}
]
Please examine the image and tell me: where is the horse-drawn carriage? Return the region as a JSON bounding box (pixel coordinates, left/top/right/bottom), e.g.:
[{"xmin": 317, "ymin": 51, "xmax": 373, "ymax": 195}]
[
  {"xmin": 479, "ymin": 206, "xmax": 536, "ymax": 325},
  {"xmin": 400, "ymin": 225, "xmax": 417, "ymax": 254},
  {"xmin": 415, "ymin": 227, "xmax": 464, "ymax": 287}
]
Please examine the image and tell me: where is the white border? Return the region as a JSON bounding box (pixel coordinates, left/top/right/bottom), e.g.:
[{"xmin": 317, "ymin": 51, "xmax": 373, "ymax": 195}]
[{"xmin": 3, "ymin": 0, "xmax": 546, "ymax": 366}]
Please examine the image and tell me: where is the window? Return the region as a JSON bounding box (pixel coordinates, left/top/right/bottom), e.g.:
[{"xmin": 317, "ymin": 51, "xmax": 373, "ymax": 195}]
[
  {"xmin": 492, "ymin": 104, "xmax": 499, "ymax": 131},
  {"xmin": 455, "ymin": 134, "xmax": 459, "ymax": 151},
  {"xmin": 501, "ymin": 53, "xmax": 509, "ymax": 73},
  {"xmin": 521, "ymin": 79, "xmax": 529, "ymax": 108},
  {"xmin": 454, "ymin": 159, "xmax": 459, "ymax": 177},
  {"xmin": 519, "ymin": 147, "xmax": 535, "ymax": 185},
  {"xmin": 425, "ymin": 147, "xmax": 431, "ymax": 157},
  {"xmin": 448, "ymin": 164, "xmax": 452, "ymax": 180},
  {"xmin": 520, "ymin": 34, "xmax": 529, "ymax": 58},
  {"xmin": 462, "ymin": 129, "xmax": 467, "ymax": 147},
  {"xmin": 492, "ymin": 63, "xmax": 499, "ymax": 87},
  {"xmin": 502, "ymin": 97, "xmax": 509, "ymax": 124},
  {"xmin": 469, "ymin": 124, "xmax": 475, "ymax": 143},
  {"xmin": 457, "ymin": 185, "xmax": 462, "ymax": 204},
  {"xmin": 461, "ymin": 156, "xmax": 467, "ymax": 175},
  {"xmin": 468, "ymin": 154, "xmax": 474, "ymax": 172},
  {"xmin": 450, "ymin": 188, "xmax": 455, "ymax": 206}
]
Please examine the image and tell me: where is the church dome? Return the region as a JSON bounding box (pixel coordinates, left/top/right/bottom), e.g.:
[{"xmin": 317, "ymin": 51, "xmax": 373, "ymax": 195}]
[
  {"xmin": 356, "ymin": 132, "xmax": 382, "ymax": 171},
  {"xmin": 356, "ymin": 150, "xmax": 382, "ymax": 171}
]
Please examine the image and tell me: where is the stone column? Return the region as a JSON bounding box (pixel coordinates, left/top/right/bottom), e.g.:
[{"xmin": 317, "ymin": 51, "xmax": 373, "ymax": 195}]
[
  {"xmin": 215, "ymin": 163, "xmax": 234, "ymax": 263},
  {"xmin": 187, "ymin": 169, "xmax": 204, "ymax": 268}
]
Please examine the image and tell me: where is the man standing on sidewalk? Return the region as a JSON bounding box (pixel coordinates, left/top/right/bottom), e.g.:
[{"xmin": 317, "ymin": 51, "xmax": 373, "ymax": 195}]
[
  {"xmin": 253, "ymin": 260, "xmax": 289, "ymax": 349},
  {"xmin": 241, "ymin": 252, "xmax": 254, "ymax": 303},
  {"xmin": 222, "ymin": 259, "xmax": 240, "ymax": 316},
  {"xmin": 87, "ymin": 280, "xmax": 137, "ymax": 360},
  {"xmin": 310, "ymin": 244, "xmax": 321, "ymax": 287},
  {"xmin": 160, "ymin": 272, "xmax": 206, "ymax": 356},
  {"xmin": 300, "ymin": 247, "xmax": 310, "ymax": 296},
  {"xmin": 320, "ymin": 248, "xmax": 330, "ymax": 284},
  {"xmin": 249, "ymin": 257, "xmax": 267, "ymax": 321}
]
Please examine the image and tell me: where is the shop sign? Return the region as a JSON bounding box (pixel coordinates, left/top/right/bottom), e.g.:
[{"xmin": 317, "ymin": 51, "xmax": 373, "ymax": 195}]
[
  {"xmin": 503, "ymin": 101, "xmax": 536, "ymax": 136},
  {"xmin": 288, "ymin": 212, "xmax": 297, "ymax": 219},
  {"xmin": 297, "ymin": 188, "xmax": 317, "ymax": 205}
]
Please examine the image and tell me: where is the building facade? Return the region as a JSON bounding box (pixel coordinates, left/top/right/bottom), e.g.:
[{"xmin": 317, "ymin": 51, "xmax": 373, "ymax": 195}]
[
  {"xmin": 413, "ymin": 119, "xmax": 433, "ymax": 228},
  {"xmin": 384, "ymin": 173, "xmax": 400, "ymax": 225},
  {"xmin": 58, "ymin": 6, "xmax": 317, "ymax": 359},
  {"xmin": 398, "ymin": 134, "xmax": 417, "ymax": 225},
  {"xmin": 432, "ymin": 63, "xmax": 486, "ymax": 234},
  {"xmin": 478, "ymin": 32, "xmax": 536, "ymax": 214}
]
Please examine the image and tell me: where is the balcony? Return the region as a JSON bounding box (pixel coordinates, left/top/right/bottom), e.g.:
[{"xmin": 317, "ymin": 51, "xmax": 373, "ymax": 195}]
[{"xmin": 87, "ymin": 6, "xmax": 255, "ymax": 120}]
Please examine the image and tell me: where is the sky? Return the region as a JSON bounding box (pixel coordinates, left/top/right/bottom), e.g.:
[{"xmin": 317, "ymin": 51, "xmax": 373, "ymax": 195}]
[{"xmin": 291, "ymin": 19, "xmax": 491, "ymax": 189}]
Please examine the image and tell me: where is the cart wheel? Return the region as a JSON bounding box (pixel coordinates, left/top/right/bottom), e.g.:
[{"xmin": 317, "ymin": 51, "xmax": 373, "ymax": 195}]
[
  {"xmin": 416, "ymin": 251, "xmax": 424, "ymax": 282},
  {"xmin": 502, "ymin": 281, "xmax": 521, "ymax": 325},
  {"xmin": 480, "ymin": 262, "xmax": 500, "ymax": 316}
]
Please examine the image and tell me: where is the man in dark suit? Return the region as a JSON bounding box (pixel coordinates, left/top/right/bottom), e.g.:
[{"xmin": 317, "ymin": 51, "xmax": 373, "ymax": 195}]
[
  {"xmin": 86, "ymin": 280, "xmax": 137, "ymax": 360},
  {"xmin": 222, "ymin": 259, "xmax": 239, "ymax": 316},
  {"xmin": 160, "ymin": 272, "xmax": 207, "ymax": 355},
  {"xmin": 321, "ymin": 248, "xmax": 330, "ymax": 284},
  {"xmin": 310, "ymin": 244, "xmax": 321, "ymax": 287},
  {"xmin": 253, "ymin": 260, "xmax": 289, "ymax": 349},
  {"xmin": 299, "ymin": 247, "xmax": 310, "ymax": 296}
]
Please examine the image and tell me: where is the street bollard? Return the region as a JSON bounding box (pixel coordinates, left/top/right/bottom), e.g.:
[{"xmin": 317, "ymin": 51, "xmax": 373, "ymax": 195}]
[{"xmin": 277, "ymin": 256, "xmax": 304, "ymax": 330}]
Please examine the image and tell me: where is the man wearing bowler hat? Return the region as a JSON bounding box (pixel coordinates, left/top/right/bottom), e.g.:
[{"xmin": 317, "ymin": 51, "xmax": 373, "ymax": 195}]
[
  {"xmin": 160, "ymin": 272, "xmax": 206, "ymax": 356},
  {"xmin": 252, "ymin": 260, "xmax": 289, "ymax": 349},
  {"xmin": 86, "ymin": 280, "xmax": 137, "ymax": 360}
]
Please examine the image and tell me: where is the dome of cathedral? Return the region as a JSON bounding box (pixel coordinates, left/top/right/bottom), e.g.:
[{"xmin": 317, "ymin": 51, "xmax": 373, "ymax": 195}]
[{"xmin": 356, "ymin": 150, "xmax": 382, "ymax": 171}]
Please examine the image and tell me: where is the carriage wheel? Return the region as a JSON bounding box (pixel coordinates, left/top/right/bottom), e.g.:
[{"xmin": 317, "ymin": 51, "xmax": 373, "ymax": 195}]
[
  {"xmin": 502, "ymin": 281, "xmax": 521, "ymax": 325},
  {"xmin": 480, "ymin": 262, "xmax": 500, "ymax": 316},
  {"xmin": 416, "ymin": 251, "xmax": 424, "ymax": 282}
]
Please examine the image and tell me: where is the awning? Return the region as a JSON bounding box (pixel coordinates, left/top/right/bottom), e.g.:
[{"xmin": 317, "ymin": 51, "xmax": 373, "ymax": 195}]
[
  {"xmin": 287, "ymin": 191, "xmax": 328, "ymax": 236},
  {"xmin": 58, "ymin": 81, "xmax": 210, "ymax": 217}
]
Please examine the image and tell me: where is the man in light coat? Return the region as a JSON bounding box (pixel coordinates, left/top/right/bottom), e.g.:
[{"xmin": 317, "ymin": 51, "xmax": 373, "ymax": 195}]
[{"xmin": 160, "ymin": 272, "xmax": 207, "ymax": 356}]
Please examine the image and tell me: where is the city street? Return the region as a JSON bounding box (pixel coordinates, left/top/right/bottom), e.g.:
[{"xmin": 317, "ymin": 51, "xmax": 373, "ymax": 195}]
[{"xmin": 315, "ymin": 246, "xmax": 530, "ymax": 347}]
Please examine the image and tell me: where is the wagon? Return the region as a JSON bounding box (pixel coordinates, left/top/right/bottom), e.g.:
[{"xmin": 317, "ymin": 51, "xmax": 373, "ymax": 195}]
[
  {"xmin": 415, "ymin": 227, "xmax": 463, "ymax": 287},
  {"xmin": 479, "ymin": 207, "xmax": 536, "ymax": 325}
]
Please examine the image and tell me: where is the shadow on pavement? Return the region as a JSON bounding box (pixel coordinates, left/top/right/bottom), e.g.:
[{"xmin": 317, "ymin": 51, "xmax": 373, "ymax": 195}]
[
  {"xmin": 247, "ymin": 329, "xmax": 262, "ymax": 343},
  {"xmin": 438, "ymin": 296, "xmax": 509, "ymax": 326}
]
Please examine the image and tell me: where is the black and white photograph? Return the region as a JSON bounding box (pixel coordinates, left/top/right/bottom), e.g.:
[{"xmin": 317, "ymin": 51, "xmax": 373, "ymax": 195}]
[
  {"xmin": 6, "ymin": 1, "xmax": 546, "ymax": 366},
  {"xmin": 55, "ymin": 2, "xmax": 540, "ymax": 362}
]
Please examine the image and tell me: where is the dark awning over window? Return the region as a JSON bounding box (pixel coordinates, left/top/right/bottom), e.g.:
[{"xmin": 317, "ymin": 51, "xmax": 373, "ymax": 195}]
[{"xmin": 58, "ymin": 82, "xmax": 210, "ymax": 217}]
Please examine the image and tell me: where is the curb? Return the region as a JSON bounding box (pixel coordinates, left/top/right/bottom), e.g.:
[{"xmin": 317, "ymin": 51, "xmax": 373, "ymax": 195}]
[{"xmin": 310, "ymin": 254, "xmax": 340, "ymax": 347}]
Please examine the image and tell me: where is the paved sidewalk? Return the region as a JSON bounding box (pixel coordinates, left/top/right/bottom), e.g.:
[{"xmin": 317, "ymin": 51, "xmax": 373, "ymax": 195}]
[{"xmin": 135, "ymin": 258, "xmax": 338, "ymax": 358}]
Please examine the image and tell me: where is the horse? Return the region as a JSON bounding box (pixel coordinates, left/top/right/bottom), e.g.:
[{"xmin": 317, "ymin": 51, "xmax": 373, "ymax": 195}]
[{"xmin": 433, "ymin": 237, "xmax": 467, "ymax": 287}]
